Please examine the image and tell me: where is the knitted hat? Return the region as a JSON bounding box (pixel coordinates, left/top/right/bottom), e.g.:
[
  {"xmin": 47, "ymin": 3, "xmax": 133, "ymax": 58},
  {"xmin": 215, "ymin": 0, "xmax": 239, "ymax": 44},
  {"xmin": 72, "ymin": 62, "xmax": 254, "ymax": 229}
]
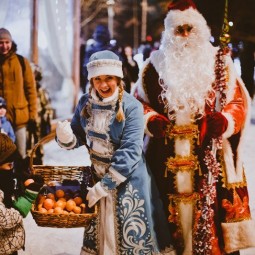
[
  {"xmin": 86, "ymin": 50, "xmax": 123, "ymax": 80},
  {"xmin": 0, "ymin": 134, "xmax": 17, "ymax": 165},
  {"xmin": 0, "ymin": 97, "xmax": 6, "ymax": 108},
  {"xmin": 0, "ymin": 28, "xmax": 12, "ymax": 41}
]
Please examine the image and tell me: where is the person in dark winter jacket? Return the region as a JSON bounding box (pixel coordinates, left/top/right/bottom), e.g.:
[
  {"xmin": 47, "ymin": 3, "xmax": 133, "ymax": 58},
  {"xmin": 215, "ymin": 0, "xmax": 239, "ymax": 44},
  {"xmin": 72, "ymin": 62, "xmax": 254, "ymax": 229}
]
[
  {"xmin": 121, "ymin": 45, "xmax": 139, "ymax": 93},
  {"xmin": 0, "ymin": 96, "xmax": 15, "ymax": 142}
]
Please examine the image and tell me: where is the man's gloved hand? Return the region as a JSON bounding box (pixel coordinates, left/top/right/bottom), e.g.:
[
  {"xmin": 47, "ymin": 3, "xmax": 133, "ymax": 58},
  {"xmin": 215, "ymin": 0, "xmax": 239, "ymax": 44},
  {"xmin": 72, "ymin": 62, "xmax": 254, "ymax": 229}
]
[
  {"xmin": 56, "ymin": 120, "xmax": 74, "ymax": 144},
  {"xmin": 147, "ymin": 114, "xmax": 170, "ymax": 138},
  {"xmin": 27, "ymin": 119, "xmax": 37, "ymax": 133},
  {"xmin": 86, "ymin": 182, "xmax": 108, "ymax": 208},
  {"xmin": 199, "ymin": 112, "xmax": 228, "ymax": 144}
]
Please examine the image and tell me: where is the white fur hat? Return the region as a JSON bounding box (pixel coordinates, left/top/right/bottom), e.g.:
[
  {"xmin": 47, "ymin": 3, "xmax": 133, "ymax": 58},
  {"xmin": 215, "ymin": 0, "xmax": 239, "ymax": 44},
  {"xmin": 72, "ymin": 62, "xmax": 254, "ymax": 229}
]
[
  {"xmin": 164, "ymin": 0, "xmax": 211, "ymax": 41},
  {"xmin": 87, "ymin": 50, "xmax": 123, "ymax": 80}
]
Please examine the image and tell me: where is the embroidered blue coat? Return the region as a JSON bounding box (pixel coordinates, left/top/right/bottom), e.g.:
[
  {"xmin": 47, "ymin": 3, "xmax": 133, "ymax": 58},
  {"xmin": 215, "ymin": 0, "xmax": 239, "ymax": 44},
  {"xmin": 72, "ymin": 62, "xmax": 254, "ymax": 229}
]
[{"xmin": 68, "ymin": 88, "xmax": 175, "ymax": 255}]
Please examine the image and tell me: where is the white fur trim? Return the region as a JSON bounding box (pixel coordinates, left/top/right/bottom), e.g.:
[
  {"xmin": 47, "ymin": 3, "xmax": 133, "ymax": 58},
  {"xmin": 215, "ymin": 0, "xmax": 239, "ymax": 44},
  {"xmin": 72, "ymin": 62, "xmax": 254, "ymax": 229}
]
[
  {"xmin": 221, "ymin": 220, "xmax": 255, "ymax": 253},
  {"xmin": 144, "ymin": 111, "xmax": 158, "ymax": 137},
  {"xmin": 222, "ymin": 139, "xmax": 243, "ymax": 183},
  {"xmin": 87, "ymin": 59, "xmax": 123, "ymax": 80},
  {"xmin": 164, "ymin": 8, "xmax": 210, "ymax": 39},
  {"xmin": 175, "ymin": 138, "xmax": 190, "ymax": 157},
  {"xmin": 108, "ymin": 167, "xmax": 127, "ymax": 185},
  {"xmin": 132, "ymin": 57, "xmax": 151, "ymax": 103},
  {"xmin": 179, "ymin": 202, "xmax": 193, "ymax": 254},
  {"xmin": 150, "ymin": 50, "xmax": 165, "ymax": 75},
  {"xmin": 176, "ymin": 171, "xmax": 193, "ymax": 194},
  {"xmin": 222, "ymin": 112, "xmax": 235, "ymax": 139},
  {"xmin": 57, "ymin": 136, "xmax": 77, "ymax": 150},
  {"xmin": 220, "ymin": 55, "xmax": 251, "ymax": 184}
]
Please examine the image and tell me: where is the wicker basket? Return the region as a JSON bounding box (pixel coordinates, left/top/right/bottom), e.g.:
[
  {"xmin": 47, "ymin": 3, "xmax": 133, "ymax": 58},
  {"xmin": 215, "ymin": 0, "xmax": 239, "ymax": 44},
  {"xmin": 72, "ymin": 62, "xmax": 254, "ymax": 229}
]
[{"xmin": 30, "ymin": 132, "xmax": 97, "ymax": 228}]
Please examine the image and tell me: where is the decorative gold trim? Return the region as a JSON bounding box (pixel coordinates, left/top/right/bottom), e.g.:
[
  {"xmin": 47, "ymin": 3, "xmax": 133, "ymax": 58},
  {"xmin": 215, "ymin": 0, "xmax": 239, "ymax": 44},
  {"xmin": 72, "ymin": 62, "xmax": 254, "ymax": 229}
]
[
  {"xmin": 223, "ymin": 216, "xmax": 252, "ymax": 223},
  {"xmin": 165, "ymin": 154, "xmax": 199, "ymax": 174},
  {"xmin": 167, "ymin": 124, "xmax": 199, "ymax": 138},
  {"xmin": 168, "ymin": 192, "xmax": 200, "ymax": 203},
  {"xmin": 165, "ymin": 123, "xmax": 199, "ymax": 146}
]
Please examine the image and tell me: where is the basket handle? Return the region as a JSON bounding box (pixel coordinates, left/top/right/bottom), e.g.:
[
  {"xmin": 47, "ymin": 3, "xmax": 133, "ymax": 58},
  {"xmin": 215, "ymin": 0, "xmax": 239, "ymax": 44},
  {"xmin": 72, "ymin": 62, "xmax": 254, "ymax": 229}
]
[{"xmin": 29, "ymin": 131, "xmax": 56, "ymax": 171}]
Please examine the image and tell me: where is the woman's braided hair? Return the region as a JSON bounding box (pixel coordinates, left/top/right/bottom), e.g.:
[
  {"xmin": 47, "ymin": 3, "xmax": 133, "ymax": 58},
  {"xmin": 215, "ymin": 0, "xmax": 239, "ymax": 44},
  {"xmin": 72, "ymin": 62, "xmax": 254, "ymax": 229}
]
[{"xmin": 116, "ymin": 80, "xmax": 125, "ymax": 122}]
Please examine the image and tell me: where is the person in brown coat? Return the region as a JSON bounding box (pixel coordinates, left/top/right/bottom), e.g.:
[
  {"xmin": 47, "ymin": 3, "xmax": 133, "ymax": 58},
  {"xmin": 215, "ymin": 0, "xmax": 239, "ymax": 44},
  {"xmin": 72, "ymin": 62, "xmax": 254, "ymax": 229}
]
[{"xmin": 0, "ymin": 28, "xmax": 37, "ymax": 159}]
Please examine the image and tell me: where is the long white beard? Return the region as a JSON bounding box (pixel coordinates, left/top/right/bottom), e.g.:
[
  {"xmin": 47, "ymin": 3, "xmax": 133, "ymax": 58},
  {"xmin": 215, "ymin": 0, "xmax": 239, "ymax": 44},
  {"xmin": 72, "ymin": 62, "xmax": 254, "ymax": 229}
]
[{"xmin": 158, "ymin": 30, "xmax": 217, "ymax": 120}]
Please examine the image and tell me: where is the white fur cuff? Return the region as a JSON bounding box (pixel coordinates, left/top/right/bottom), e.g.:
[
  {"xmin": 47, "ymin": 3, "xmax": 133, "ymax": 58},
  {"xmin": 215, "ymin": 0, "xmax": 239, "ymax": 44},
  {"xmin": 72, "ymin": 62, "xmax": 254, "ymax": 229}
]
[
  {"xmin": 221, "ymin": 220, "xmax": 255, "ymax": 253},
  {"xmin": 222, "ymin": 112, "xmax": 235, "ymax": 139},
  {"xmin": 144, "ymin": 111, "xmax": 158, "ymax": 137},
  {"xmin": 108, "ymin": 167, "xmax": 127, "ymax": 185}
]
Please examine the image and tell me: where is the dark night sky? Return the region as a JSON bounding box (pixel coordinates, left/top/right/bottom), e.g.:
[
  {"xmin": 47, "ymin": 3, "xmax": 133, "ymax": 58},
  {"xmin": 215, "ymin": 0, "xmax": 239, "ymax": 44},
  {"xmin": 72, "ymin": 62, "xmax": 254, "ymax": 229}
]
[{"xmin": 195, "ymin": 0, "xmax": 255, "ymax": 43}]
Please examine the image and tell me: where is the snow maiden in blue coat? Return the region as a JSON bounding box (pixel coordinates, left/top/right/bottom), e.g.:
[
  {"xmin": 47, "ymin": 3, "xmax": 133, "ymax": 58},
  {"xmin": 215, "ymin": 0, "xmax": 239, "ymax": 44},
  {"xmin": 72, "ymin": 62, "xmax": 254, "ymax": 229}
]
[{"xmin": 56, "ymin": 50, "xmax": 176, "ymax": 255}]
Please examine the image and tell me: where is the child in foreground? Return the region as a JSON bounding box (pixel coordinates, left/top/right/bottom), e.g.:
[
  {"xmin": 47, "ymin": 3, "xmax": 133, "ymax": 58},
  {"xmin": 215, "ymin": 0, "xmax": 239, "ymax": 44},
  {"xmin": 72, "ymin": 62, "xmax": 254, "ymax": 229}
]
[{"xmin": 0, "ymin": 133, "xmax": 43, "ymax": 255}]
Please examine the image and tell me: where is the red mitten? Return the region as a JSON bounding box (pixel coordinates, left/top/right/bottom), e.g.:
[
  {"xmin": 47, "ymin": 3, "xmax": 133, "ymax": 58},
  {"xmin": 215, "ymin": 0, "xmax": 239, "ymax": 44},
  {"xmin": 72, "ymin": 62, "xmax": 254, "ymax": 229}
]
[
  {"xmin": 147, "ymin": 114, "xmax": 170, "ymax": 138},
  {"xmin": 199, "ymin": 112, "xmax": 228, "ymax": 144},
  {"xmin": 207, "ymin": 112, "xmax": 228, "ymax": 138}
]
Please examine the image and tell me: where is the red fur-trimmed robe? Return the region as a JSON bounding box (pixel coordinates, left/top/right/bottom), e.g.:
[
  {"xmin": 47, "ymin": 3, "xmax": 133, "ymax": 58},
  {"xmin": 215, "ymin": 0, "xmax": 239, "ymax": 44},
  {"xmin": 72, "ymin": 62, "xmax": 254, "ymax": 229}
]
[{"xmin": 133, "ymin": 49, "xmax": 255, "ymax": 255}]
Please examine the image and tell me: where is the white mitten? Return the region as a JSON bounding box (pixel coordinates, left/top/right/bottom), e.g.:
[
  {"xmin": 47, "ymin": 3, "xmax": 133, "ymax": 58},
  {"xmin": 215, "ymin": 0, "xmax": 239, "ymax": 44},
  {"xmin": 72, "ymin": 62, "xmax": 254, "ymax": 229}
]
[
  {"xmin": 56, "ymin": 120, "xmax": 74, "ymax": 144},
  {"xmin": 86, "ymin": 182, "xmax": 108, "ymax": 208}
]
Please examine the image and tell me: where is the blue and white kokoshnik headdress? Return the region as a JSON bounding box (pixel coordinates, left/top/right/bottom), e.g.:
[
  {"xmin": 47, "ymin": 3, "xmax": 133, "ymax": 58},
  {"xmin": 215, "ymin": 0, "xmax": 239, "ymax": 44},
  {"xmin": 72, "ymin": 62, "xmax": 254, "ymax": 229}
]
[{"xmin": 86, "ymin": 50, "xmax": 123, "ymax": 80}]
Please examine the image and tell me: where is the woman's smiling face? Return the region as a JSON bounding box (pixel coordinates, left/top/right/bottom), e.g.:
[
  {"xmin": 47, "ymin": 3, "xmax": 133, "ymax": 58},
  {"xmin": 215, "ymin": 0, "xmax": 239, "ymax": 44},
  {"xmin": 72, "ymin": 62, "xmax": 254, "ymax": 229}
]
[{"xmin": 92, "ymin": 75, "xmax": 118, "ymax": 98}]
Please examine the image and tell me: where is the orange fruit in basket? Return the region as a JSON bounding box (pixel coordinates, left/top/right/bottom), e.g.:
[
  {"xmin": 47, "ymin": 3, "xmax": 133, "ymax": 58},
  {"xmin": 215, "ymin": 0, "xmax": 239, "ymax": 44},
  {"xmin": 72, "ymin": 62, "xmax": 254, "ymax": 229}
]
[
  {"xmin": 48, "ymin": 209, "xmax": 54, "ymax": 214},
  {"xmin": 24, "ymin": 178, "xmax": 34, "ymax": 187},
  {"xmin": 55, "ymin": 189, "xmax": 65, "ymax": 198},
  {"xmin": 58, "ymin": 197, "xmax": 66, "ymax": 202},
  {"xmin": 47, "ymin": 193, "xmax": 55, "ymax": 200},
  {"xmin": 66, "ymin": 199, "xmax": 76, "ymax": 212},
  {"xmin": 54, "ymin": 200, "xmax": 66, "ymax": 210},
  {"xmin": 54, "ymin": 207, "xmax": 63, "ymax": 214},
  {"xmin": 73, "ymin": 196, "xmax": 83, "ymax": 206},
  {"xmin": 39, "ymin": 207, "xmax": 47, "ymax": 213},
  {"xmin": 73, "ymin": 206, "xmax": 82, "ymax": 214},
  {"xmin": 43, "ymin": 198, "xmax": 55, "ymax": 210}
]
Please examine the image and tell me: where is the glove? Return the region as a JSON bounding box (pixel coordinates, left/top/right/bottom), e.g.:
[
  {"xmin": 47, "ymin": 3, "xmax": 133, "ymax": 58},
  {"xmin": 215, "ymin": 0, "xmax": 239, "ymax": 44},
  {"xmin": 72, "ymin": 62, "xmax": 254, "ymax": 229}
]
[
  {"xmin": 13, "ymin": 175, "xmax": 44, "ymax": 217},
  {"xmin": 56, "ymin": 120, "xmax": 74, "ymax": 144},
  {"xmin": 199, "ymin": 112, "xmax": 228, "ymax": 144},
  {"xmin": 147, "ymin": 114, "xmax": 170, "ymax": 138},
  {"xmin": 27, "ymin": 119, "xmax": 37, "ymax": 133},
  {"xmin": 13, "ymin": 190, "xmax": 38, "ymax": 217},
  {"xmin": 86, "ymin": 182, "xmax": 108, "ymax": 208}
]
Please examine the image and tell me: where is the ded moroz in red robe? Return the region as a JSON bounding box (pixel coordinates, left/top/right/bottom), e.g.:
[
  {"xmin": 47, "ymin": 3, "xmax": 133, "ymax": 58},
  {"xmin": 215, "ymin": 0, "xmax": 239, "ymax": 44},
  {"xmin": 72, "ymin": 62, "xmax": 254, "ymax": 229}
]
[{"xmin": 133, "ymin": 48, "xmax": 255, "ymax": 254}]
